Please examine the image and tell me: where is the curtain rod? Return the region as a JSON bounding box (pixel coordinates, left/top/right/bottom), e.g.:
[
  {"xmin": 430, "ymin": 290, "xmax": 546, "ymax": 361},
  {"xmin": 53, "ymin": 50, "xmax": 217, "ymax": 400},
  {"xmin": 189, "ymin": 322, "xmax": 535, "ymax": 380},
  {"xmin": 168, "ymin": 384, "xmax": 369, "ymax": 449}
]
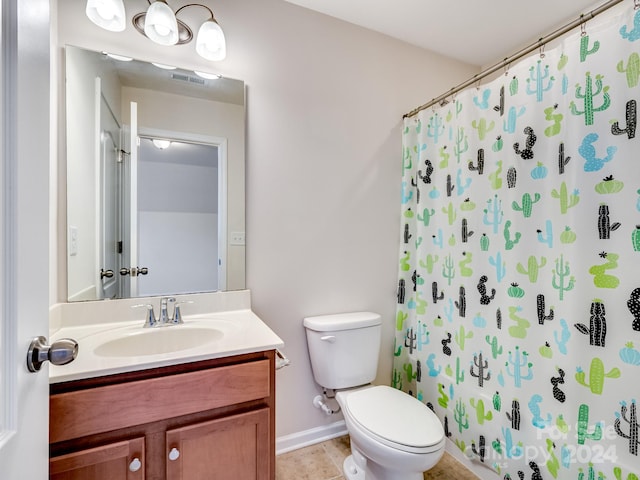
[{"xmin": 403, "ymin": 0, "xmax": 626, "ymax": 119}]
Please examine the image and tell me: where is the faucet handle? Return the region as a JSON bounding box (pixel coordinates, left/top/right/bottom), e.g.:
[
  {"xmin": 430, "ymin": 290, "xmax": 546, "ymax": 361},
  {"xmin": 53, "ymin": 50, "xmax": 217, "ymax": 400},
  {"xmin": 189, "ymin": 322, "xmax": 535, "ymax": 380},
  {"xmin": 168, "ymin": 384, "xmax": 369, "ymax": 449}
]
[
  {"xmin": 171, "ymin": 300, "xmax": 194, "ymax": 324},
  {"xmin": 132, "ymin": 303, "xmax": 157, "ymax": 328}
]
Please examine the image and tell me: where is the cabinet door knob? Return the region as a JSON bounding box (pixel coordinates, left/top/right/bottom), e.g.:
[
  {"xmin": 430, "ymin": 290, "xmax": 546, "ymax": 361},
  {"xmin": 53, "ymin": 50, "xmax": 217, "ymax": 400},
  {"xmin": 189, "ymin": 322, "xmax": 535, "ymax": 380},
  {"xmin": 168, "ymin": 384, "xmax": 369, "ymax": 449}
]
[
  {"xmin": 168, "ymin": 447, "xmax": 180, "ymax": 461},
  {"xmin": 129, "ymin": 457, "xmax": 142, "ymax": 472}
]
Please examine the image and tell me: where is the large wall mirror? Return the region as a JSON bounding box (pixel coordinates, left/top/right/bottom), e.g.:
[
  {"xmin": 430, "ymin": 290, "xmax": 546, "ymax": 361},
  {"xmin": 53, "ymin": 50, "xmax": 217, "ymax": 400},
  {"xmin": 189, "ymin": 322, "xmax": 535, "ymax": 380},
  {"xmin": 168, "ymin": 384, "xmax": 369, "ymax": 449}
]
[{"xmin": 66, "ymin": 45, "xmax": 245, "ymax": 302}]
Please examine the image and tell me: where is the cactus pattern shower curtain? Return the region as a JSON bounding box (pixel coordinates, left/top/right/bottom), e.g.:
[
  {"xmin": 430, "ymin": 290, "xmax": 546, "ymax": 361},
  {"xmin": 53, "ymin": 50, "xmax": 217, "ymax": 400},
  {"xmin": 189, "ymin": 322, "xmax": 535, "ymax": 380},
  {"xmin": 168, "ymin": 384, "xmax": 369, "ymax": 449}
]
[{"xmin": 394, "ymin": 3, "xmax": 640, "ymax": 479}]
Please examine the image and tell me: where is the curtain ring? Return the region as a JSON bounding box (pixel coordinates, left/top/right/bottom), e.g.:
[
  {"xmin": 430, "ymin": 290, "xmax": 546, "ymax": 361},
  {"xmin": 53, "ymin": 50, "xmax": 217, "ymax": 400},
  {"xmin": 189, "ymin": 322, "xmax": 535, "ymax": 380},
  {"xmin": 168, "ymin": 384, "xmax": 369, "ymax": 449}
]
[
  {"xmin": 539, "ymin": 43, "xmax": 546, "ymax": 59},
  {"xmin": 580, "ymin": 18, "xmax": 587, "ymax": 37},
  {"xmin": 503, "ymin": 59, "xmax": 510, "ymax": 76}
]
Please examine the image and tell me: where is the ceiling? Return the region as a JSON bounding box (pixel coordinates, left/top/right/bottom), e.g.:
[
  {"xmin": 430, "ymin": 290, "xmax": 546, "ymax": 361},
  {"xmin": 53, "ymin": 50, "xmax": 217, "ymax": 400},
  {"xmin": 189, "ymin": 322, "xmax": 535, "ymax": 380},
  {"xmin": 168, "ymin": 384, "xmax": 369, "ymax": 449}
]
[{"xmin": 283, "ymin": 0, "xmax": 604, "ymax": 66}]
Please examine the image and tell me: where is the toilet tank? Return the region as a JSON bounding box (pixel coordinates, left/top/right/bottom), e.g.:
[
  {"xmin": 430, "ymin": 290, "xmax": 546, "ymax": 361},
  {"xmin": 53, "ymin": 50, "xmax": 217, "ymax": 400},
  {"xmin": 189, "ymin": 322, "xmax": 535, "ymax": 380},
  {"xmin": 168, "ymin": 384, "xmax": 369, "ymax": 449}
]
[{"xmin": 303, "ymin": 311, "xmax": 382, "ymax": 390}]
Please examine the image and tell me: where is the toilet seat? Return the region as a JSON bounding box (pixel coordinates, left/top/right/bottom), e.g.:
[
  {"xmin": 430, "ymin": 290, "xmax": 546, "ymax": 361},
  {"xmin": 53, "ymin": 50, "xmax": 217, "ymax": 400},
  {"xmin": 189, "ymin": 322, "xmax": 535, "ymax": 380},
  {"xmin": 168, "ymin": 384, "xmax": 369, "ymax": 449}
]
[{"xmin": 342, "ymin": 385, "xmax": 445, "ymax": 454}]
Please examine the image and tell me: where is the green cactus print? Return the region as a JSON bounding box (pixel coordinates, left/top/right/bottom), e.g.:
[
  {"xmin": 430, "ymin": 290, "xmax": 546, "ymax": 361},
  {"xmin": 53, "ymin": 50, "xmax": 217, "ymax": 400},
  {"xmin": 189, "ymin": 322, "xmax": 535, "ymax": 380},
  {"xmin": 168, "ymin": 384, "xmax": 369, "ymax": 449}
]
[
  {"xmin": 575, "ymin": 357, "xmax": 620, "ymax": 395},
  {"xmin": 394, "ymin": 6, "xmax": 640, "ymax": 479},
  {"xmin": 516, "ymin": 255, "xmax": 546, "ymax": 283},
  {"xmin": 588, "ymin": 252, "xmax": 620, "ymax": 288},
  {"xmin": 617, "ymin": 52, "xmax": 640, "ymax": 87},
  {"xmin": 569, "ymin": 71, "xmax": 611, "ymax": 126}
]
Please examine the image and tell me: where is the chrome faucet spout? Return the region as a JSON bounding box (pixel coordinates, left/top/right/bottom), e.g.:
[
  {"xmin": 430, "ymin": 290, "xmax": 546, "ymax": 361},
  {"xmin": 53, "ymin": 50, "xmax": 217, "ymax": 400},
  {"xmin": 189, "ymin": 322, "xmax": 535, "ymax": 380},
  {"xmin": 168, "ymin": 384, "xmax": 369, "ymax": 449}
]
[{"xmin": 159, "ymin": 297, "xmax": 175, "ymax": 324}]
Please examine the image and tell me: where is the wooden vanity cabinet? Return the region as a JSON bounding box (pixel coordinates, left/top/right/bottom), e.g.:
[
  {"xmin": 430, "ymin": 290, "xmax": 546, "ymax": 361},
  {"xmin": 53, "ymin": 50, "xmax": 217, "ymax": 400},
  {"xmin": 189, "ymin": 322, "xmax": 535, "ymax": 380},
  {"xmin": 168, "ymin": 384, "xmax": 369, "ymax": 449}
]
[
  {"xmin": 50, "ymin": 436, "xmax": 145, "ymax": 480},
  {"xmin": 49, "ymin": 350, "xmax": 275, "ymax": 480}
]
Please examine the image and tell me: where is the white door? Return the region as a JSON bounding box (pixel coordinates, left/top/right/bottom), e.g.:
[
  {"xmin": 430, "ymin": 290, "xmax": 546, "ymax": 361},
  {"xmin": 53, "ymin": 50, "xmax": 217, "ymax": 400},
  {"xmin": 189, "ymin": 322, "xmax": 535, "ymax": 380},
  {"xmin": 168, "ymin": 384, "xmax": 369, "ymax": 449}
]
[
  {"xmin": 116, "ymin": 102, "xmax": 139, "ymax": 298},
  {"xmin": 129, "ymin": 102, "xmax": 139, "ymax": 296},
  {"xmin": 0, "ymin": 1, "xmax": 52, "ymax": 478},
  {"xmin": 97, "ymin": 92, "xmax": 120, "ymax": 299}
]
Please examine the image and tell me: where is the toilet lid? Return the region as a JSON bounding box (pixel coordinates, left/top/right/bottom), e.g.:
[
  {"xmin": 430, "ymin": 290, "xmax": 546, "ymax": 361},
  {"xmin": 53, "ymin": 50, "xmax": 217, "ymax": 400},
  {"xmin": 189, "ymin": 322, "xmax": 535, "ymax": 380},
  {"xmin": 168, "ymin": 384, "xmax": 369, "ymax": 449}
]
[{"xmin": 344, "ymin": 386, "xmax": 444, "ymax": 449}]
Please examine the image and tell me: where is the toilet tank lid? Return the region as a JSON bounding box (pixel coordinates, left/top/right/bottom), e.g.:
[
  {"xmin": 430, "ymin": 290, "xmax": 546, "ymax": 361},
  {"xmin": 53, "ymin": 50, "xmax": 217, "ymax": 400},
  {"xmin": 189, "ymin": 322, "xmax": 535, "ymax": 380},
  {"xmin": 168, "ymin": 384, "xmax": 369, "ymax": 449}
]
[{"xmin": 303, "ymin": 311, "xmax": 381, "ymax": 331}]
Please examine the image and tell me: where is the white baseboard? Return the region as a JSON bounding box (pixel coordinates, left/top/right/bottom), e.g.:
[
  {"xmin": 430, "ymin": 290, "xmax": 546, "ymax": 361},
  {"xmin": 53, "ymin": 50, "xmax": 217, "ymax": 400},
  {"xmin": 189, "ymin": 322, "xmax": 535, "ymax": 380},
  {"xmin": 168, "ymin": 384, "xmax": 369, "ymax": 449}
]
[{"xmin": 276, "ymin": 420, "xmax": 348, "ymax": 456}]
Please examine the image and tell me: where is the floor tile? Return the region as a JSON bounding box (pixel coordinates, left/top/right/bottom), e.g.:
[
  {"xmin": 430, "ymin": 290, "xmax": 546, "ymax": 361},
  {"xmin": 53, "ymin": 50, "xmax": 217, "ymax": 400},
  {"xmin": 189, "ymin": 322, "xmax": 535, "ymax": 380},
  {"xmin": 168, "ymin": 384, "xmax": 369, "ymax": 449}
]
[
  {"xmin": 276, "ymin": 442, "xmax": 343, "ymax": 480},
  {"xmin": 322, "ymin": 435, "xmax": 351, "ymax": 471},
  {"xmin": 276, "ymin": 435, "xmax": 479, "ymax": 480},
  {"xmin": 424, "ymin": 450, "xmax": 478, "ymax": 479}
]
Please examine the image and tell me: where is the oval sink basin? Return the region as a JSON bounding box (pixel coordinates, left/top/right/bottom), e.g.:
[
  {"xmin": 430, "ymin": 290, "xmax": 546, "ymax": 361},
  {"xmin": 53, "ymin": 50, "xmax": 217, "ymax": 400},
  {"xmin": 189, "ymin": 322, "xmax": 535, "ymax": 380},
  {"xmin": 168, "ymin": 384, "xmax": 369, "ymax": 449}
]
[{"xmin": 93, "ymin": 326, "xmax": 224, "ymax": 357}]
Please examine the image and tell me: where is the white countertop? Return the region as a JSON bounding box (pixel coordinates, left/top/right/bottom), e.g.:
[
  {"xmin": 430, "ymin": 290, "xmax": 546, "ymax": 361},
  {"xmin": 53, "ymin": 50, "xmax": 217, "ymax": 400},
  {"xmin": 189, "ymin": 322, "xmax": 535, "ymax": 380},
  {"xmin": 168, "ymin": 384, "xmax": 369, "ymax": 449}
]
[{"xmin": 49, "ymin": 309, "xmax": 284, "ymax": 384}]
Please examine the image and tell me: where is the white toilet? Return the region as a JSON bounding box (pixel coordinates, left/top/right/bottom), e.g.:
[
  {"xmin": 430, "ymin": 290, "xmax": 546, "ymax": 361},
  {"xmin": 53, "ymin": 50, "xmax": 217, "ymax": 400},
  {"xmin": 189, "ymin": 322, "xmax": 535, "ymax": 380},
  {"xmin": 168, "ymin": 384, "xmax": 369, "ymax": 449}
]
[{"xmin": 304, "ymin": 311, "xmax": 445, "ymax": 480}]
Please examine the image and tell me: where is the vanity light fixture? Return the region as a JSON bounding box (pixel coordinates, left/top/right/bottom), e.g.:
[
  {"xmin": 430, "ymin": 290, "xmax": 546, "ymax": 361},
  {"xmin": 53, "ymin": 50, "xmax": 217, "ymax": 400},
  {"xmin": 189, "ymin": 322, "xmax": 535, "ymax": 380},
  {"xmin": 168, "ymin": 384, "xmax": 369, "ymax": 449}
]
[
  {"xmin": 86, "ymin": 0, "xmax": 227, "ymax": 61},
  {"xmin": 86, "ymin": 0, "xmax": 126, "ymax": 32}
]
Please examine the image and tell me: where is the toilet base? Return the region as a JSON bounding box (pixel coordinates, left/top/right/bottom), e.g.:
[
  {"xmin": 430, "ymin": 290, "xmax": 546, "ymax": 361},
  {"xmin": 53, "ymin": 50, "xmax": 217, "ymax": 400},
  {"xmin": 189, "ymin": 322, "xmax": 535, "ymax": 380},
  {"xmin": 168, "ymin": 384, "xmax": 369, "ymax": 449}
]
[
  {"xmin": 343, "ymin": 456, "xmax": 365, "ymax": 480},
  {"xmin": 342, "ymin": 447, "xmax": 425, "ymax": 480}
]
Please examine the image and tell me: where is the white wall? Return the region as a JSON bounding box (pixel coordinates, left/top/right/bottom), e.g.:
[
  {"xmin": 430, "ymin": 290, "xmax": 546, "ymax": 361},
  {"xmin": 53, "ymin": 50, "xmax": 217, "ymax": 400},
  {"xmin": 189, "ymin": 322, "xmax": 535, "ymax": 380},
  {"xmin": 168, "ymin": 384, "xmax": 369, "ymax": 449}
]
[{"xmin": 52, "ymin": 0, "xmax": 478, "ymax": 439}]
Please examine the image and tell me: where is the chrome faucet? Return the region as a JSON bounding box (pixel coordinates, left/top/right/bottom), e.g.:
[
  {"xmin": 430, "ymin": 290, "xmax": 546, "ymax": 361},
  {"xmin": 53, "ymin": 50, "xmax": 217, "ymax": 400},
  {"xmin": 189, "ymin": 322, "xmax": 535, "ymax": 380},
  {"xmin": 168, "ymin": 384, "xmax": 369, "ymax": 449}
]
[
  {"xmin": 159, "ymin": 296, "xmax": 173, "ymax": 324},
  {"xmin": 133, "ymin": 297, "xmax": 191, "ymax": 327}
]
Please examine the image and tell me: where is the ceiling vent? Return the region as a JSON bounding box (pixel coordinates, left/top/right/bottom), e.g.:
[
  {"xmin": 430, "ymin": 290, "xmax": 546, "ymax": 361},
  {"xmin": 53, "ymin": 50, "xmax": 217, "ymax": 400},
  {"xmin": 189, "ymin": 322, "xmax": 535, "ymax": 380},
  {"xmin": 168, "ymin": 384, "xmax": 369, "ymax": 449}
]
[{"xmin": 171, "ymin": 73, "xmax": 205, "ymax": 85}]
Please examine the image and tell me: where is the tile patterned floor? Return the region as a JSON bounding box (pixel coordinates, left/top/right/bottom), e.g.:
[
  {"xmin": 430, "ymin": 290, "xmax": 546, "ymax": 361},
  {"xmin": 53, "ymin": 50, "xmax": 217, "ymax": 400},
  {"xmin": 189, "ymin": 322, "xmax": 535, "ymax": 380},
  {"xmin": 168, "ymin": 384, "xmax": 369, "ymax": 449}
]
[{"xmin": 276, "ymin": 435, "xmax": 479, "ymax": 480}]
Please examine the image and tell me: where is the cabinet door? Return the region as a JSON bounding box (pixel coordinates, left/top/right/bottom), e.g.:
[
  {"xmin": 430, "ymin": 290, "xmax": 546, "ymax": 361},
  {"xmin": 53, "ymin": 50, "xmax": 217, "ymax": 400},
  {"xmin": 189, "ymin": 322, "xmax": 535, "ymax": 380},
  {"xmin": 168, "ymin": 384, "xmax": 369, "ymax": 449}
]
[
  {"xmin": 50, "ymin": 437, "xmax": 144, "ymax": 480},
  {"xmin": 166, "ymin": 408, "xmax": 270, "ymax": 480}
]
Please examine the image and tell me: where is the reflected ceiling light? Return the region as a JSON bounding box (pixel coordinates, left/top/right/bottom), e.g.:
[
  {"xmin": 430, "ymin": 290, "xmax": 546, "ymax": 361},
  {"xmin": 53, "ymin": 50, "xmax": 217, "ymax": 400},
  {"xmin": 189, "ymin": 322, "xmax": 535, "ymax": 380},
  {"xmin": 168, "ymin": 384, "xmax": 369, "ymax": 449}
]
[
  {"xmin": 194, "ymin": 70, "xmax": 222, "ymax": 79},
  {"xmin": 87, "ymin": 1, "xmax": 227, "ymax": 61},
  {"xmin": 152, "ymin": 139, "xmax": 172, "ymax": 150},
  {"xmin": 103, "ymin": 52, "xmax": 133, "ymax": 61},
  {"xmin": 152, "ymin": 62, "xmax": 177, "ymax": 70},
  {"xmin": 86, "ymin": 0, "xmax": 126, "ymax": 32}
]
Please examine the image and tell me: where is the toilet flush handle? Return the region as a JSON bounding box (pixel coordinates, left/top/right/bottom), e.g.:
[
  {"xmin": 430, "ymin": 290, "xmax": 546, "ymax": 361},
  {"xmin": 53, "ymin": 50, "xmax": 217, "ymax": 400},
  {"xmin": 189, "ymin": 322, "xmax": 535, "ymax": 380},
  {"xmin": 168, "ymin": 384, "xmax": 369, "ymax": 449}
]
[{"xmin": 320, "ymin": 335, "xmax": 336, "ymax": 343}]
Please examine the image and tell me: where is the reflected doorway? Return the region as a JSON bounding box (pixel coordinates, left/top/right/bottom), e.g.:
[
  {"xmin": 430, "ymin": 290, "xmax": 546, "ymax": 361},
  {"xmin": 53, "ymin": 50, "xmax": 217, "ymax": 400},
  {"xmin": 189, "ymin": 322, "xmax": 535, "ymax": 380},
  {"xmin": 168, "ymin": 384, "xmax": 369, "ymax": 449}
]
[{"xmin": 132, "ymin": 132, "xmax": 225, "ymax": 296}]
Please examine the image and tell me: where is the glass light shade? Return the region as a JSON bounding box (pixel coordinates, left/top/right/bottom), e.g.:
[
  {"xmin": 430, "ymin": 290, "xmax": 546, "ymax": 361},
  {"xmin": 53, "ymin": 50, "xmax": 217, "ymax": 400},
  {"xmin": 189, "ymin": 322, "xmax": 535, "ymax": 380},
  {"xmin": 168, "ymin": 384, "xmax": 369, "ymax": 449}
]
[
  {"xmin": 144, "ymin": 1, "xmax": 179, "ymax": 46},
  {"xmin": 196, "ymin": 19, "xmax": 227, "ymax": 61},
  {"xmin": 86, "ymin": 0, "xmax": 126, "ymax": 32}
]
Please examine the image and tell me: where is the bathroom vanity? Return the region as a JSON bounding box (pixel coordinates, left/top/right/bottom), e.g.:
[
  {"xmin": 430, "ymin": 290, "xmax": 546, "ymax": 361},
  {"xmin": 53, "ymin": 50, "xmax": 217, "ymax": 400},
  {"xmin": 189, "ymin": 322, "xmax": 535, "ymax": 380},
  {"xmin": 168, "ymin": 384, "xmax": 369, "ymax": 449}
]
[
  {"xmin": 48, "ymin": 295, "xmax": 283, "ymax": 480},
  {"xmin": 50, "ymin": 351, "xmax": 274, "ymax": 479}
]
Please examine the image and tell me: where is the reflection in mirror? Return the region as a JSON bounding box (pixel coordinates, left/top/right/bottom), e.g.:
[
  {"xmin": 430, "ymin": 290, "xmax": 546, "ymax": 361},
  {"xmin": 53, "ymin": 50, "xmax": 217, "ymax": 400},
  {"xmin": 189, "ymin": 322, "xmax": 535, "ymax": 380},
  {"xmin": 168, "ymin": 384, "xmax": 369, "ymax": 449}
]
[{"xmin": 65, "ymin": 45, "xmax": 245, "ymax": 302}]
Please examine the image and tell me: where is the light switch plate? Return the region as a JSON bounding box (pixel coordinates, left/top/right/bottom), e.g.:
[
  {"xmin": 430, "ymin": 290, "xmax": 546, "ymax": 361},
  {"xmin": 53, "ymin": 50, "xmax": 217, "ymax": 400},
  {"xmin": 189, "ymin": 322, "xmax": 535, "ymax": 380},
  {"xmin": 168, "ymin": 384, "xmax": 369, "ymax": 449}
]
[
  {"xmin": 230, "ymin": 231, "xmax": 245, "ymax": 246},
  {"xmin": 69, "ymin": 225, "xmax": 78, "ymax": 256}
]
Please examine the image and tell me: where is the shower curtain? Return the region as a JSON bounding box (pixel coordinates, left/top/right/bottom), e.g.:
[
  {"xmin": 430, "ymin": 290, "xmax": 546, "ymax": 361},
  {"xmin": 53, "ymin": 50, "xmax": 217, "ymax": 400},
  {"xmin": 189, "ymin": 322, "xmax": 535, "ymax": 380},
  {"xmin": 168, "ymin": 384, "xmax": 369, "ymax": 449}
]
[{"xmin": 395, "ymin": 3, "xmax": 640, "ymax": 479}]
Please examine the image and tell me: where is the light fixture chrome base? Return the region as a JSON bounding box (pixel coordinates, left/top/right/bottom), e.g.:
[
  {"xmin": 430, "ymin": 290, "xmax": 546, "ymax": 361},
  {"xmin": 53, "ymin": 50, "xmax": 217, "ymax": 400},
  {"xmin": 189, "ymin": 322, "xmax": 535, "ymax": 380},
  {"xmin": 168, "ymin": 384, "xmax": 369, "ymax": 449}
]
[{"xmin": 132, "ymin": 12, "xmax": 193, "ymax": 45}]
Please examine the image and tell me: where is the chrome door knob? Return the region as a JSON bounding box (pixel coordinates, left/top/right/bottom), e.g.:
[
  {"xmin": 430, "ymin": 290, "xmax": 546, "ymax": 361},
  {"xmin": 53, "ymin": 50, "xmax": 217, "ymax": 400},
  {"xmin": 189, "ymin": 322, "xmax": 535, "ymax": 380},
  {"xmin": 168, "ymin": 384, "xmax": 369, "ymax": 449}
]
[
  {"xmin": 26, "ymin": 336, "xmax": 78, "ymax": 372},
  {"xmin": 100, "ymin": 268, "xmax": 114, "ymax": 278},
  {"xmin": 120, "ymin": 266, "xmax": 149, "ymax": 277}
]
